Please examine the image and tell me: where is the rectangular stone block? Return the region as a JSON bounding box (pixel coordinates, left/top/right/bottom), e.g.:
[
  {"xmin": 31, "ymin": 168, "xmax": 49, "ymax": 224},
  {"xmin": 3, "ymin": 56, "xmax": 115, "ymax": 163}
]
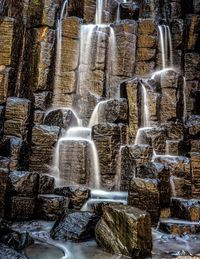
[
  {"xmin": 128, "ymin": 178, "xmax": 160, "ymax": 224},
  {"xmin": 0, "ymin": 18, "xmax": 14, "ymax": 66},
  {"xmin": 93, "ymin": 123, "xmax": 121, "ymax": 189},
  {"xmin": 8, "ymin": 196, "xmax": 35, "ymax": 220},
  {"xmin": 0, "ymin": 66, "xmax": 13, "ymax": 104},
  {"xmin": 58, "ymin": 139, "xmax": 90, "ymax": 186},
  {"xmin": 32, "ymin": 125, "xmax": 60, "ymax": 147},
  {"xmin": 0, "ymin": 169, "xmax": 9, "ymax": 218}
]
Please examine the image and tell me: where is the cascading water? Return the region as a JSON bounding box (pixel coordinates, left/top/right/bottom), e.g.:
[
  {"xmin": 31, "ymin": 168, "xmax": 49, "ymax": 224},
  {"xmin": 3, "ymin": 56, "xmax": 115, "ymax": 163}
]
[
  {"xmin": 116, "ymin": 2, "xmax": 120, "ymax": 23},
  {"xmin": 53, "ymin": 126, "xmax": 101, "ymax": 189},
  {"xmin": 95, "ymin": 0, "xmax": 104, "ymax": 24},
  {"xmin": 158, "ymin": 25, "xmax": 173, "ymax": 69},
  {"xmin": 53, "ymin": 0, "xmax": 68, "ymax": 106},
  {"xmin": 135, "ymin": 83, "xmax": 152, "ymax": 145}
]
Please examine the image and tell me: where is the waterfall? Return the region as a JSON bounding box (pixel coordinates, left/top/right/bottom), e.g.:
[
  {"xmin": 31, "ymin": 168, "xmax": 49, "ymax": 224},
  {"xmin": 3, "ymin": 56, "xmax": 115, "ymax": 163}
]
[
  {"xmin": 141, "ymin": 83, "xmax": 150, "ymax": 128},
  {"xmin": 116, "ymin": 3, "xmax": 120, "ymax": 23},
  {"xmin": 77, "ymin": 24, "xmax": 96, "ymax": 96},
  {"xmin": 158, "ymin": 25, "xmax": 173, "ymax": 69},
  {"xmin": 89, "ymin": 100, "xmax": 107, "ymax": 127},
  {"xmin": 95, "ymin": 0, "xmax": 104, "ymax": 24},
  {"xmin": 53, "ymin": 0, "xmax": 68, "ymax": 106},
  {"xmin": 53, "ymin": 127, "xmax": 100, "ymax": 189}
]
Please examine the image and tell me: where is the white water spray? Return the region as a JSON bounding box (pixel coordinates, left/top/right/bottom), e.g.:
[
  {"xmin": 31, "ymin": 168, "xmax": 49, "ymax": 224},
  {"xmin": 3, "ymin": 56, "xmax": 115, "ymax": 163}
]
[
  {"xmin": 158, "ymin": 25, "xmax": 173, "ymax": 69},
  {"xmin": 95, "ymin": 0, "xmax": 104, "ymax": 24}
]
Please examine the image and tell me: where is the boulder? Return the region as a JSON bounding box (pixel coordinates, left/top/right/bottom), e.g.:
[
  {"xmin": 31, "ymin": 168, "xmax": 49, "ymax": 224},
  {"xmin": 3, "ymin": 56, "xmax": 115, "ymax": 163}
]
[
  {"xmin": 97, "ymin": 99, "xmax": 128, "ymax": 124},
  {"xmin": 186, "ymin": 115, "xmax": 200, "ymax": 136},
  {"xmin": 38, "ymin": 174, "xmax": 55, "ymax": 194},
  {"xmin": 8, "ymin": 171, "xmax": 39, "ymax": 197},
  {"xmin": 44, "ymin": 108, "xmax": 79, "ymax": 129},
  {"xmin": 0, "ymin": 243, "xmax": 27, "ymax": 259},
  {"xmin": 135, "ymin": 162, "xmax": 170, "ymax": 207},
  {"xmin": 128, "ymin": 178, "xmax": 160, "ymax": 224},
  {"xmin": 159, "ymin": 218, "xmax": 200, "ymax": 235},
  {"xmin": 170, "ymin": 198, "xmax": 200, "ymax": 221},
  {"xmin": 32, "ymin": 125, "xmax": 60, "ymax": 147},
  {"xmin": 95, "ymin": 204, "xmax": 152, "ymax": 257},
  {"xmin": 36, "ymin": 195, "xmax": 69, "ymax": 221},
  {"xmin": 0, "ymin": 219, "xmax": 33, "ymax": 252},
  {"xmin": 55, "ymin": 186, "xmax": 90, "ymax": 210},
  {"xmin": 8, "ymin": 197, "xmax": 36, "ymax": 221},
  {"xmin": 51, "ymin": 211, "xmax": 99, "ymax": 241}
]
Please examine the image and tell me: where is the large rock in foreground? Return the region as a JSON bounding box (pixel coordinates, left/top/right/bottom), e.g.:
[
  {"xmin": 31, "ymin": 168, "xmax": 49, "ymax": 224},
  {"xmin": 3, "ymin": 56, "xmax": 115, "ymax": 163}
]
[
  {"xmin": 51, "ymin": 211, "xmax": 99, "ymax": 241},
  {"xmin": 95, "ymin": 204, "xmax": 152, "ymax": 257}
]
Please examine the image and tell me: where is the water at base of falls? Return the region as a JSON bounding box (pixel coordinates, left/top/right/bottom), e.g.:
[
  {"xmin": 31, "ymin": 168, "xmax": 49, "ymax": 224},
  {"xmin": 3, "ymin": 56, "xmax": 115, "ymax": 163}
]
[{"xmin": 81, "ymin": 190, "xmax": 128, "ymax": 211}]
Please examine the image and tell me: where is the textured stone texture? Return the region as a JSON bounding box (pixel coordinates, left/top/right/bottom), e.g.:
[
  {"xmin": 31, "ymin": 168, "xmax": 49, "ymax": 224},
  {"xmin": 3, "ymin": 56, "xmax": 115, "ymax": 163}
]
[
  {"xmin": 53, "ymin": 17, "xmax": 82, "ymax": 107},
  {"xmin": 128, "ymin": 178, "xmax": 160, "ymax": 224},
  {"xmin": 38, "ymin": 174, "xmax": 55, "ymax": 194},
  {"xmin": 92, "ymin": 123, "xmax": 121, "ymax": 189},
  {"xmin": 8, "ymin": 171, "xmax": 39, "ymax": 197},
  {"xmin": 95, "ymin": 204, "xmax": 152, "ymax": 257},
  {"xmin": 36, "ymin": 194, "xmax": 69, "ymax": 221},
  {"xmin": 51, "ymin": 211, "xmax": 99, "ymax": 241},
  {"xmin": 4, "ymin": 97, "xmax": 31, "ymax": 140},
  {"xmin": 171, "ymin": 198, "xmax": 200, "ymax": 221},
  {"xmin": 191, "ymin": 152, "xmax": 200, "ymax": 198},
  {"xmin": 159, "ymin": 218, "xmax": 200, "ymax": 235},
  {"xmin": 8, "ymin": 196, "xmax": 36, "ymax": 221}
]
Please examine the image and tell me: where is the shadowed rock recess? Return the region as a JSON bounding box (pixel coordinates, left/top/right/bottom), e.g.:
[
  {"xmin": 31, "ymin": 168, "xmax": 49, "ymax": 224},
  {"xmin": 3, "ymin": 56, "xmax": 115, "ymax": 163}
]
[{"xmin": 0, "ymin": 0, "xmax": 200, "ymax": 258}]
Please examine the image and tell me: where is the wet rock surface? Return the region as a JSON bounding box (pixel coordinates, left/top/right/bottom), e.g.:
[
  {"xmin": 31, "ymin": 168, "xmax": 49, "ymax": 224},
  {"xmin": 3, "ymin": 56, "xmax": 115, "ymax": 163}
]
[
  {"xmin": 55, "ymin": 185, "xmax": 90, "ymax": 210},
  {"xmin": 95, "ymin": 204, "xmax": 152, "ymax": 257},
  {"xmin": 51, "ymin": 211, "xmax": 99, "ymax": 241},
  {"xmin": 128, "ymin": 177, "xmax": 160, "ymax": 224},
  {"xmin": 36, "ymin": 194, "xmax": 69, "ymax": 221}
]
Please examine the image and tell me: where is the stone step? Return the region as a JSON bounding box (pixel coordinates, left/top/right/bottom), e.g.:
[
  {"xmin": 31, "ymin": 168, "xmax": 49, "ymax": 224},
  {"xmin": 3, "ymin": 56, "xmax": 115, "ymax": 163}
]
[
  {"xmin": 170, "ymin": 197, "xmax": 200, "ymax": 221},
  {"xmin": 159, "ymin": 218, "xmax": 200, "ymax": 235}
]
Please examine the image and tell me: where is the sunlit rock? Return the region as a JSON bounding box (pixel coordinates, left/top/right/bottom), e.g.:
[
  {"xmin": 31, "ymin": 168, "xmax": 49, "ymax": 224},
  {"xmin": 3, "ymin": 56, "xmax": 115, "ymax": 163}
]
[
  {"xmin": 95, "ymin": 204, "xmax": 152, "ymax": 257},
  {"xmin": 128, "ymin": 177, "xmax": 160, "ymax": 224}
]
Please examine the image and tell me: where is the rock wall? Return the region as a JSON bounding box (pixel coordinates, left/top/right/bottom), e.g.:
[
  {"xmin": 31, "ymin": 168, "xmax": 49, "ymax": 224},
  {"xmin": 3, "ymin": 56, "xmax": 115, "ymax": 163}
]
[{"xmin": 0, "ymin": 0, "xmax": 199, "ymax": 217}]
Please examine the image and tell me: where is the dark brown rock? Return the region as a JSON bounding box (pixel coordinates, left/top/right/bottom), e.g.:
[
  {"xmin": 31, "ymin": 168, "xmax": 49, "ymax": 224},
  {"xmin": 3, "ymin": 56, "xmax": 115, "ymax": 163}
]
[
  {"xmin": 38, "ymin": 174, "xmax": 55, "ymax": 194},
  {"xmin": 32, "ymin": 125, "xmax": 60, "ymax": 146},
  {"xmin": 8, "ymin": 196, "xmax": 36, "ymax": 221},
  {"xmin": 4, "ymin": 97, "xmax": 31, "ymax": 140},
  {"xmin": 0, "ymin": 243, "xmax": 27, "ymax": 259},
  {"xmin": 191, "ymin": 152, "xmax": 200, "ymax": 198},
  {"xmin": 36, "ymin": 194, "xmax": 69, "ymax": 221},
  {"xmin": 159, "ymin": 218, "xmax": 200, "ymax": 235},
  {"xmin": 0, "ymin": 169, "xmax": 9, "ymax": 218},
  {"xmin": 95, "ymin": 204, "xmax": 152, "ymax": 257},
  {"xmin": 186, "ymin": 115, "xmax": 200, "ymax": 136},
  {"xmin": 170, "ymin": 197, "xmax": 200, "ymax": 221},
  {"xmin": 54, "ymin": 186, "xmax": 90, "ymax": 210},
  {"xmin": 51, "ymin": 211, "xmax": 99, "ymax": 241},
  {"xmin": 92, "ymin": 123, "xmax": 121, "ymax": 189},
  {"xmin": 128, "ymin": 178, "xmax": 160, "ymax": 224},
  {"xmin": 185, "ymin": 53, "xmax": 200, "ymax": 81},
  {"xmin": 27, "ymin": 0, "xmax": 60, "ymax": 28},
  {"xmin": 8, "ymin": 171, "xmax": 39, "ymax": 197},
  {"xmin": 44, "ymin": 108, "xmax": 79, "ymax": 129}
]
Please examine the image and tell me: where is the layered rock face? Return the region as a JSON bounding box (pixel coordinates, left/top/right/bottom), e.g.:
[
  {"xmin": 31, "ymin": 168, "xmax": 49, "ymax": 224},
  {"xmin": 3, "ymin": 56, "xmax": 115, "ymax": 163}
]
[{"xmin": 0, "ymin": 0, "xmax": 200, "ymax": 257}]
